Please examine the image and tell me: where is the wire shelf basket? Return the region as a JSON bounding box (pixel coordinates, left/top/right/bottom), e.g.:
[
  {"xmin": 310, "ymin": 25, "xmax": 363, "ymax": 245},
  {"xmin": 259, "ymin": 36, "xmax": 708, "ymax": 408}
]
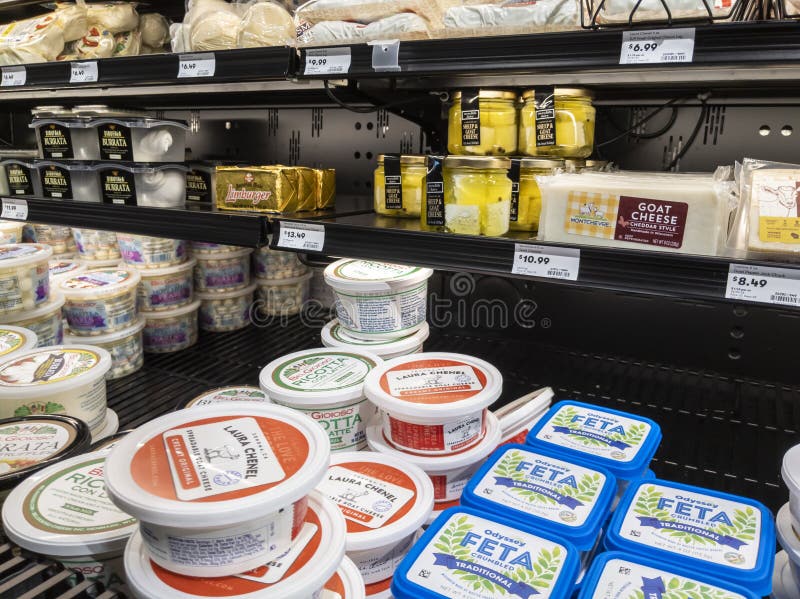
[{"xmin": 581, "ymin": 0, "xmax": 758, "ymax": 28}]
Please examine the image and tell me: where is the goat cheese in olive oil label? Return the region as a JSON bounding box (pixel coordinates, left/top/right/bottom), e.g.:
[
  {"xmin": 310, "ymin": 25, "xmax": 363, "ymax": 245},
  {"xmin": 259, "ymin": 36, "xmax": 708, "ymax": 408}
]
[{"xmin": 618, "ymin": 484, "xmax": 761, "ymax": 569}]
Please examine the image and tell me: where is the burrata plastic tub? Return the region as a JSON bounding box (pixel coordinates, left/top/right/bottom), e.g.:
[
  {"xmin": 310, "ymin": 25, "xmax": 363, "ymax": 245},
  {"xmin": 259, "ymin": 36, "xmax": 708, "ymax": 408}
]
[
  {"xmin": 260, "ymin": 348, "xmax": 383, "ymax": 452},
  {"xmin": 0, "ymin": 220, "xmax": 24, "ymax": 244},
  {"xmin": 324, "ymin": 259, "xmax": 434, "ymax": 340},
  {"xmin": 197, "ymin": 283, "xmax": 256, "ymax": 332},
  {"xmin": 194, "ymin": 247, "xmax": 252, "ymax": 293},
  {"xmin": 462, "ymin": 444, "xmax": 616, "ymax": 553},
  {"xmin": 364, "ymin": 352, "xmax": 502, "ymax": 455},
  {"xmin": 180, "ymin": 386, "xmax": 269, "ymax": 409},
  {"xmin": 392, "ymin": 507, "xmax": 580, "ymax": 599},
  {"xmin": 35, "ymin": 160, "xmax": 100, "ymax": 201},
  {"xmin": 0, "ymin": 243, "xmax": 52, "ymax": 316},
  {"xmin": 578, "ymin": 551, "xmax": 758, "ymax": 599},
  {"xmin": 495, "ymin": 387, "xmax": 553, "ymax": 445},
  {"xmin": 2, "ymin": 450, "xmax": 137, "ymax": 593},
  {"xmin": 782, "ymin": 444, "xmax": 800, "ymax": 528},
  {"xmin": 605, "ymin": 478, "xmax": 775, "ymax": 596},
  {"xmin": 49, "ymin": 258, "xmax": 86, "ymax": 285},
  {"xmin": 253, "ymin": 243, "xmax": 308, "ymax": 280},
  {"xmin": 526, "ymin": 400, "xmax": 662, "ymax": 490},
  {"xmin": 31, "ymin": 118, "xmax": 95, "ymax": 160},
  {"xmin": 0, "ymin": 325, "xmax": 37, "ymax": 362},
  {"xmin": 96, "ymin": 162, "xmax": 188, "ymax": 208},
  {"xmin": 327, "ymin": 556, "xmax": 367, "ymax": 599},
  {"xmin": 0, "ymin": 159, "xmax": 39, "ymax": 196},
  {"xmin": 367, "ymin": 412, "xmax": 502, "ymax": 513},
  {"xmin": 65, "ymin": 317, "xmax": 145, "ymax": 380},
  {"xmin": 317, "ymin": 451, "xmax": 434, "ymax": 584},
  {"xmin": 60, "ymin": 269, "xmax": 141, "ymax": 336},
  {"xmin": 123, "ymin": 491, "xmax": 346, "ymax": 598},
  {"xmin": 0, "ymin": 344, "xmax": 111, "ymax": 435},
  {"xmin": 72, "ymin": 228, "xmax": 120, "ymax": 261},
  {"xmin": 255, "ymin": 272, "xmax": 312, "ymax": 317},
  {"xmin": 117, "ymin": 234, "xmax": 188, "ymax": 268},
  {"xmin": 773, "ymin": 551, "xmax": 799, "ymax": 599},
  {"xmin": 92, "ymin": 118, "xmax": 188, "ymax": 162},
  {"xmin": 135, "ymin": 259, "xmax": 196, "ymax": 312},
  {"xmin": 105, "ymin": 404, "xmax": 331, "ymax": 577},
  {"xmin": 322, "ymin": 320, "xmax": 430, "ymax": 360},
  {"xmin": 776, "ymin": 503, "xmax": 800, "ymax": 590},
  {"xmin": 142, "ymin": 300, "xmax": 200, "ymax": 354},
  {"xmin": 3, "ymin": 291, "xmax": 65, "ymax": 346}
]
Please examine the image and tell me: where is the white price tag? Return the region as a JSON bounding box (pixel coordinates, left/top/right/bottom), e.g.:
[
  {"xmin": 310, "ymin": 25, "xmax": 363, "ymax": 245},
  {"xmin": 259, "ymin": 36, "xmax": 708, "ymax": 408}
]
[
  {"xmin": 512, "ymin": 244, "xmax": 580, "ymax": 281},
  {"xmin": 620, "ymin": 28, "xmax": 695, "ymax": 64},
  {"xmin": 1, "ymin": 199, "xmax": 28, "ymax": 221},
  {"xmin": 304, "ymin": 48, "xmax": 351, "ymax": 76},
  {"xmin": 178, "ymin": 53, "xmax": 216, "ymax": 78},
  {"xmin": 1, "ymin": 66, "xmax": 26, "ymax": 87},
  {"xmin": 70, "ymin": 61, "xmax": 98, "ymax": 83},
  {"xmin": 277, "ymin": 222, "xmax": 325, "ymax": 252},
  {"xmin": 726, "ymin": 263, "xmax": 800, "ymax": 307}
]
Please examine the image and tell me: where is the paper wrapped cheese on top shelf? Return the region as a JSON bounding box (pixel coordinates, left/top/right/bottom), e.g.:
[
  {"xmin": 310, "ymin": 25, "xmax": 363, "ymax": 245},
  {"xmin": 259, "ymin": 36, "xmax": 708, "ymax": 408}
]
[
  {"xmin": 0, "ymin": 13, "xmax": 67, "ymax": 65},
  {"xmin": 71, "ymin": 26, "xmax": 116, "ymax": 59},
  {"xmin": 236, "ymin": 2, "xmax": 294, "ymax": 48},
  {"xmin": 537, "ymin": 170, "xmax": 734, "ymax": 256},
  {"xmin": 137, "ymin": 13, "xmax": 170, "ymax": 48},
  {"xmin": 55, "ymin": 2, "xmax": 90, "ymax": 43},
  {"xmin": 439, "ymin": 0, "xmax": 580, "ymax": 39},
  {"xmin": 586, "ymin": 0, "xmax": 733, "ymax": 24},
  {"xmin": 87, "ymin": 2, "xmax": 140, "ymax": 34}
]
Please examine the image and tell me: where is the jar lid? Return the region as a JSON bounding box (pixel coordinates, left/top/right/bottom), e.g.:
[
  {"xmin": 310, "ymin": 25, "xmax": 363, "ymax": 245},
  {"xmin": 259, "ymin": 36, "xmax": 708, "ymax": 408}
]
[
  {"xmin": 104, "ymin": 404, "xmax": 331, "ymax": 528},
  {"xmin": 584, "ymin": 159, "xmax": 609, "ymax": 168},
  {"xmin": 451, "ymin": 90, "xmax": 517, "ymax": 101},
  {"xmin": 59, "ymin": 269, "xmax": 141, "ymax": 299},
  {"xmin": 195, "ymin": 282, "xmax": 256, "ymax": 301},
  {"xmin": 324, "ymin": 259, "xmax": 433, "ymax": 294},
  {"xmin": 564, "ymin": 159, "xmax": 587, "ymax": 172},
  {"xmin": 182, "ymin": 386, "xmax": 269, "ymax": 409},
  {"xmin": 321, "ymin": 320, "xmax": 430, "ymax": 358},
  {"xmin": 0, "ymin": 326, "xmax": 38, "ymax": 361},
  {"xmin": 318, "ymin": 450, "xmax": 434, "ymax": 552},
  {"xmin": 519, "ymin": 158, "xmax": 565, "ymax": 170},
  {"xmin": 1, "ymin": 291, "xmax": 65, "ymax": 323},
  {"xmin": 377, "ymin": 154, "xmax": 428, "ymax": 165},
  {"xmin": 443, "ymin": 155, "xmax": 511, "ymax": 170},
  {"xmin": 364, "ymin": 352, "xmax": 502, "ymax": 420},
  {"xmin": 494, "ymin": 387, "xmax": 553, "ymax": 443},
  {"xmin": 0, "ymin": 243, "xmax": 52, "ymax": 268},
  {"xmin": 325, "ymin": 557, "xmax": 366, "ymax": 599},
  {"xmin": 130, "ymin": 258, "xmax": 196, "ymax": 277},
  {"xmin": 259, "ymin": 348, "xmax": 382, "ymax": 405},
  {"xmin": 64, "ymin": 316, "xmax": 145, "ymax": 345},
  {"xmin": 141, "ymin": 299, "xmax": 201, "ymax": 320},
  {"xmin": 521, "ymin": 87, "xmax": 594, "ymax": 99},
  {"xmin": 2, "ymin": 450, "xmax": 137, "ymax": 557}
]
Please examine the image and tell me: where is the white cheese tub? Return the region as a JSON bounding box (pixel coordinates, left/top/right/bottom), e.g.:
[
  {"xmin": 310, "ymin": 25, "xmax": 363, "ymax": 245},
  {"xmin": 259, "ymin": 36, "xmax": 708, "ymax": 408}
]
[
  {"xmin": 322, "ymin": 320, "xmax": 430, "ymax": 360},
  {"xmin": 60, "ymin": 269, "xmax": 141, "ymax": 336},
  {"xmin": 135, "ymin": 259, "xmax": 196, "ymax": 312},
  {"xmin": 197, "ymin": 283, "xmax": 256, "ymax": 332},
  {"xmin": 65, "ymin": 317, "xmax": 145, "ymax": 380},
  {"xmin": 326, "ymin": 556, "xmax": 367, "ymax": 599},
  {"xmin": 0, "ymin": 220, "xmax": 24, "ymax": 244},
  {"xmin": 0, "ymin": 243, "xmax": 52, "ymax": 316},
  {"xmin": 141, "ymin": 300, "xmax": 200, "ymax": 353},
  {"xmin": 0, "ymin": 325, "xmax": 37, "ymax": 362},
  {"xmin": 2, "ymin": 291, "xmax": 65, "ymax": 346}
]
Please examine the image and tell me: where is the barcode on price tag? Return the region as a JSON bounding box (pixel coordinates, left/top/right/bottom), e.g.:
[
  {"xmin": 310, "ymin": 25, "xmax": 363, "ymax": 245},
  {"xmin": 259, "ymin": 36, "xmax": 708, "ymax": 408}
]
[
  {"xmin": 178, "ymin": 53, "xmax": 216, "ymax": 78},
  {"xmin": 512, "ymin": 244, "xmax": 580, "ymax": 281},
  {"xmin": 726, "ymin": 263, "xmax": 800, "ymax": 307},
  {"xmin": 620, "ymin": 28, "xmax": 695, "ymax": 64},
  {"xmin": 1, "ymin": 199, "xmax": 28, "ymax": 221},
  {"xmin": 70, "ymin": 61, "xmax": 98, "ymax": 83},
  {"xmin": 304, "ymin": 48, "xmax": 351, "ymax": 76},
  {"xmin": 276, "ymin": 222, "xmax": 325, "ymax": 252},
  {"xmin": 1, "ymin": 66, "xmax": 26, "ymax": 87}
]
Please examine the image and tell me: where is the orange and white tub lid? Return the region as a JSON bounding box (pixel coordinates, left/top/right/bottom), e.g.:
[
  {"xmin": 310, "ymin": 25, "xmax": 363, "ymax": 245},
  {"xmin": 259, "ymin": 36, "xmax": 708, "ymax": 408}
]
[
  {"xmin": 324, "ymin": 556, "xmax": 366, "ymax": 599},
  {"xmin": 104, "ymin": 404, "xmax": 330, "ymax": 528},
  {"xmin": 364, "ymin": 353, "xmax": 502, "ymax": 420},
  {"xmin": 124, "ymin": 491, "xmax": 346, "ymax": 599}
]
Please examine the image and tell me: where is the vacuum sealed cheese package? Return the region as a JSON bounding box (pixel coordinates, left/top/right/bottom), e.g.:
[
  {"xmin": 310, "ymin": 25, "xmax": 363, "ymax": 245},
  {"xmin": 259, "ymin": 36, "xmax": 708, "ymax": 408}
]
[
  {"xmin": 442, "ymin": 0, "xmax": 580, "ymax": 38},
  {"xmin": 87, "ymin": 2, "xmax": 140, "ymax": 34},
  {"xmin": 0, "ymin": 14, "xmax": 67, "ymax": 65},
  {"xmin": 236, "ymin": 2, "xmax": 294, "ymax": 47}
]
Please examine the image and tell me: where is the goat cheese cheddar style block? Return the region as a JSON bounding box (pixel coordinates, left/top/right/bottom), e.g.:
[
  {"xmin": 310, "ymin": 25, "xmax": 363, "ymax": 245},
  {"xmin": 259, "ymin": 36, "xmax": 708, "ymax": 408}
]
[{"xmin": 605, "ymin": 479, "xmax": 775, "ymax": 597}]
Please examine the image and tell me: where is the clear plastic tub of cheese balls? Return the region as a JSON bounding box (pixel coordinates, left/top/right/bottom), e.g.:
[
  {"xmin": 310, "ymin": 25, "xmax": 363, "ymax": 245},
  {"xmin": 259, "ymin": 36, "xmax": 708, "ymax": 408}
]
[
  {"xmin": 189, "ymin": 242, "xmax": 244, "ymax": 257},
  {"xmin": 135, "ymin": 259, "xmax": 196, "ymax": 312},
  {"xmin": 117, "ymin": 234, "xmax": 188, "ymax": 269},
  {"xmin": 142, "ymin": 301, "xmax": 200, "ymax": 354},
  {"xmin": 194, "ymin": 247, "xmax": 253, "ymax": 293},
  {"xmin": 255, "ymin": 272, "xmax": 312, "ymax": 317},
  {"xmin": 2, "ymin": 291, "xmax": 65, "ymax": 346},
  {"xmin": 72, "ymin": 229, "xmax": 120, "ymax": 261},
  {"xmin": 60, "ymin": 269, "xmax": 141, "ymax": 336},
  {"xmin": 253, "ymin": 243, "xmax": 308, "ymax": 280},
  {"xmin": 30, "ymin": 225, "xmax": 76, "ymax": 255},
  {"xmin": 197, "ymin": 283, "xmax": 256, "ymax": 332},
  {"xmin": 65, "ymin": 317, "xmax": 145, "ymax": 380},
  {"xmin": 0, "ymin": 221, "xmax": 24, "ymax": 244},
  {"xmin": 0, "ymin": 244, "xmax": 52, "ymax": 316}
]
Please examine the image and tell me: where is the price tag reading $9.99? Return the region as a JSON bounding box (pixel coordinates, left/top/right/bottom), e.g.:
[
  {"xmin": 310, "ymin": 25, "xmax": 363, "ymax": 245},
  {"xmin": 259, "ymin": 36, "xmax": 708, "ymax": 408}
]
[
  {"xmin": 277, "ymin": 222, "xmax": 325, "ymax": 252},
  {"xmin": 620, "ymin": 28, "xmax": 695, "ymax": 64},
  {"xmin": 304, "ymin": 48, "xmax": 352, "ymax": 76},
  {"xmin": 726, "ymin": 263, "xmax": 800, "ymax": 307}
]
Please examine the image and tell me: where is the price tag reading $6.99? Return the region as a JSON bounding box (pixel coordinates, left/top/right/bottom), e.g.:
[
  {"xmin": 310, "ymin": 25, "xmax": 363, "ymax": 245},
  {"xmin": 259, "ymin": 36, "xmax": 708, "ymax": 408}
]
[{"xmin": 620, "ymin": 28, "xmax": 695, "ymax": 64}]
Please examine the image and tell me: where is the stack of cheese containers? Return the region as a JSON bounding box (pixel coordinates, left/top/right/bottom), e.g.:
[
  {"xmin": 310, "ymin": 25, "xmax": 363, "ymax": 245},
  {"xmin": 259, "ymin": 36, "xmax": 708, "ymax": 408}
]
[
  {"xmin": 29, "ymin": 224, "xmax": 76, "ymax": 257},
  {"xmin": 73, "ymin": 227, "xmax": 122, "ymax": 267},
  {"xmin": 775, "ymin": 444, "xmax": 800, "ymax": 598},
  {"xmin": 252, "ymin": 240, "xmax": 311, "ymax": 318}
]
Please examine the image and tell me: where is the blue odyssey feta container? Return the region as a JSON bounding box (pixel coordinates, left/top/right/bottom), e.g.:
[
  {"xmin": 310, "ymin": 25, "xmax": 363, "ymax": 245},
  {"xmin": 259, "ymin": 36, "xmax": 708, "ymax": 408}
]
[
  {"xmin": 525, "ymin": 401, "xmax": 661, "ymax": 485},
  {"xmin": 392, "ymin": 507, "xmax": 580, "ymax": 599},
  {"xmin": 577, "ymin": 551, "xmax": 759, "ymax": 599},
  {"xmin": 461, "ymin": 444, "xmax": 616, "ymax": 552},
  {"xmin": 605, "ymin": 479, "xmax": 775, "ymax": 597}
]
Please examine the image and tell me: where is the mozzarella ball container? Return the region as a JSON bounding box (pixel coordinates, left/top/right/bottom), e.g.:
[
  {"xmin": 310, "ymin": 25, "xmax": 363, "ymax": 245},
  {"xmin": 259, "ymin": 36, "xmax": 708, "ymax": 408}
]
[
  {"xmin": 0, "ymin": 344, "xmax": 111, "ymax": 435},
  {"xmin": 197, "ymin": 283, "xmax": 255, "ymax": 332},
  {"xmin": 260, "ymin": 348, "xmax": 383, "ymax": 452},
  {"xmin": 181, "ymin": 386, "xmax": 269, "ymax": 409},
  {"xmin": 0, "ymin": 325, "xmax": 37, "ymax": 363},
  {"xmin": 105, "ymin": 404, "xmax": 331, "ymax": 577},
  {"xmin": 59, "ymin": 269, "xmax": 141, "ymax": 336},
  {"xmin": 322, "ymin": 319, "xmax": 430, "ymax": 360},
  {"xmin": 318, "ymin": 451, "xmax": 434, "ymax": 584},
  {"xmin": 136, "ymin": 259, "xmax": 196, "ymax": 312},
  {"xmin": 35, "ymin": 160, "xmax": 100, "ymax": 201},
  {"xmin": 3, "ymin": 291, "xmax": 65, "ymax": 346},
  {"xmin": 324, "ymin": 259, "xmax": 433, "ymax": 340},
  {"xmin": 364, "ymin": 352, "xmax": 502, "ymax": 455},
  {"xmin": 0, "ymin": 243, "xmax": 52, "ymax": 316},
  {"xmin": 0, "ymin": 220, "xmax": 24, "ymax": 244},
  {"xmin": 117, "ymin": 234, "xmax": 188, "ymax": 269},
  {"xmin": 65, "ymin": 317, "xmax": 145, "ymax": 380},
  {"xmin": 72, "ymin": 228, "xmax": 120, "ymax": 261},
  {"xmin": 194, "ymin": 247, "xmax": 252, "ymax": 293},
  {"xmin": 31, "ymin": 224, "xmax": 75, "ymax": 254},
  {"xmin": 253, "ymin": 243, "xmax": 308, "ymax": 280},
  {"xmin": 189, "ymin": 241, "xmax": 244, "ymax": 256},
  {"xmin": 142, "ymin": 300, "xmax": 200, "ymax": 354},
  {"xmin": 92, "ymin": 118, "xmax": 188, "ymax": 162},
  {"xmin": 96, "ymin": 163, "xmax": 188, "ymax": 208},
  {"xmin": 254, "ymin": 272, "xmax": 312, "ymax": 317}
]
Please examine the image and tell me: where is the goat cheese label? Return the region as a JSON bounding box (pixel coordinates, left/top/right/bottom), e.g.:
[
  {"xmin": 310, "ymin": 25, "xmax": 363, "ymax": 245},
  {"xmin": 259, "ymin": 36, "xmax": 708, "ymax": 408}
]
[
  {"xmin": 618, "ymin": 484, "xmax": 761, "ymax": 569},
  {"xmin": 381, "ymin": 359, "xmax": 488, "ymax": 404},
  {"xmin": 407, "ymin": 512, "xmax": 568, "ymax": 598},
  {"xmin": 473, "ymin": 448, "xmax": 607, "ymax": 527},
  {"xmin": 592, "ymin": 557, "xmax": 749, "ymax": 599},
  {"xmin": 534, "ymin": 404, "xmax": 650, "ymax": 463},
  {"xmin": 751, "ymin": 170, "xmax": 800, "ymax": 244}
]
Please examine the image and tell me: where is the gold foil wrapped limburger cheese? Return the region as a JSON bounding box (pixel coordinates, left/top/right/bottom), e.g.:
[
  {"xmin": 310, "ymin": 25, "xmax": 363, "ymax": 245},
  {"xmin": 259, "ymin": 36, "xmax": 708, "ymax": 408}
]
[
  {"xmin": 215, "ymin": 166, "xmax": 299, "ymax": 213},
  {"xmin": 316, "ymin": 168, "xmax": 336, "ymax": 210},
  {"xmin": 295, "ymin": 167, "xmax": 318, "ymax": 212}
]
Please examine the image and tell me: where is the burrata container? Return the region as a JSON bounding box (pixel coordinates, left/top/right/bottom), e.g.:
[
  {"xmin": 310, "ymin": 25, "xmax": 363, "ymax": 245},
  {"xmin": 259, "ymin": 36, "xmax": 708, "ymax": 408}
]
[
  {"xmin": 0, "ymin": 325, "xmax": 38, "ymax": 362},
  {"xmin": 35, "ymin": 160, "xmax": 100, "ymax": 200},
  {"xmin": 197, "ymin": 283, "xmax": 256, "ymax": 332},
  {"xmin": 180, "ymin": 386, "xmax": 269, "ymax": 409},
  {"xmin": 60, "ymin": 269, "xmax": 141, "ymax": 336},
  {"xmin": 64, "ymin": 317, "xmax": 145, "ymax": 380},
  {"xmin": 142, "ymin": 300, "xmax": 200, "ymax": 354},
  {"xmin": 135, "ymin": 259, "xmax": 196, "ymax": 312},
  {"xmin": 322, "ymin": 319, "xmax": 430, "ymax": 360},
  {"xmin": 0, "ymin": 243, "xmax": 52, "ymax": 316}
]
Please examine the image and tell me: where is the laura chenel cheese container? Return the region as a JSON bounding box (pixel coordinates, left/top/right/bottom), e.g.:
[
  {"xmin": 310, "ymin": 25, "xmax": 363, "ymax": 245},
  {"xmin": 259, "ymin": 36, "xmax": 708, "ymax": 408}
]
[{"xmin": 604, "ymin": 479, "xmax": 775, "ymax": 597}]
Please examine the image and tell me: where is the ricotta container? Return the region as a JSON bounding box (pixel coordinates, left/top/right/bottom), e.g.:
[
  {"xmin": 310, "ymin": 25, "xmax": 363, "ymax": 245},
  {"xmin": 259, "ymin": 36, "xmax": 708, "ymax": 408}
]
[
  {"xmin": 0, "ymin": 345, "xmax": 111, "ymax": 435},
  {"xmin": 3, "ymin": 291, "xmax": 65, "ymax": 346},
  {"xmin": 0, "ymin": 325, "xmax": 38, "ymax": 362},
  {"xmin": 142, "ymin": 300, "xmax": 200, "ymax": 354},
  {"xmin": 317, "ymin": 451, "xmax": 434, "ymax": 584},
  {"xmin": 194, "ymin": 247, "xmax": 253, "ymax": 293},
  {"xmin": 364, "ymin": 353, "xmax": 502, "ymax": 455},
  {"xmin": 326, "ymin": 556, "xmax": 367, "ymax": 599},
  {"xmin": 49, "ymin": 258, "xmax": 86, "ymax": 286},
  {"xmin": 197, "ymin": 283, "xmax": 256, "ymax": 332},
  {"xmin": 135, "ymin": 259, "xmax": 196, "ymax": 312},
  {"xmin": 324, "ymin": 259, "xmax": 434, "ymax": 340},
  {"xmin": 322, "ymin": 320, "xmax": 430, "ymax": 360},
  {"xmin": 772, "ymin": 551, "xmax": 799, "ymax": 599},
  {"xmin": 782, "ymin": 444, "xmax": 800, "ymax": 528},
  {"xmin": 605, "ymin": 479, "xmax": 775, "ymax": 596},
  {"xmin": 255, "ymin": 272, "xmax": 312, "ymax": 317},
  {"xmin": 0, "ymin": 243, "xmax": 52, "ymax": 316},
  {"xmin": 577, "ymin": 551, "xmax": 759, "ymax": 599},
  {"xmin": 392, "ymin": 507, "xmax": 581, "ymax": 599},
  {"xmin": 181, "ymin": 386, "xmax": 269, "ymax": 409},
  {"xmin": 253, "ymin": 243, "xmax": 308, "ymax": 280},
  {"xmin": 60, "ymin": 269, "xmax": 141, "ymax": 336},
  {"xmin": 65, "ymin": 317, "xmax": 145, "ymax": 380},
  {"xmin": 260, "ymin": 348, "xmax": 383, "ymax": 452},
  {"xmin": 2, "ymin": 450, "xmax": 137, "ymax": 594},
  {"xmin": 117, "ymin": 234, "xmax": 188, "ymax": 269},
  {"xmin": 0, "ymin": 220, "xmax": 24, "ymax": 244},
  {"xmin": 72, "ymin": 228, "xmax": 120, "ymax": 261},
  {"xmin": 123, "ymin": 491, "xmax": 346, "ymax": 598},
  {"xmin": 776, "ymin": 503, "xmax": 800, "ymax": 591},
  {"xmin": 104, "ymin": 404, "xmax": 331, "ymax": 577}
]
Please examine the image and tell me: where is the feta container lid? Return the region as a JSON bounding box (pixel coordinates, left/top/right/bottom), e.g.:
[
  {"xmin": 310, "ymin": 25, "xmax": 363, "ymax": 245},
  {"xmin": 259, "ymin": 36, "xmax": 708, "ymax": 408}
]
[
  {"xmin": 131, "ymin": 258, "xmax": 196, "ymax": 278},
  {"xmin": 92, "ymin": 408, "xmax": 119, "ymax": 445},
  {"xmin": 771, "ymin": 551, "xmax": 797, "ymax": 599},
  {"xmin": 605, "ymin": 479, "xmax": 775, "ymax": 596},
  {"xmin": 2, "ymin": 450, "xmax": 137, "ymax": 557},
  {"xmin": 104, "ymin": 404, "xmax": 330, "ymax": 528},
  {"xmin": 195, "ymin": 282, "xmax": 256, "ymax": 301},
  {"xmin": 495, "ymin": 387, "xmax": 553, "ymax": 445},
  {"xmin": 324, "ymin": 259, "xmax": 434, "ymax": 293},
  {"xmin": 260, "ymin": 348, "xmax": 383, "ymax": 405},
  {"xmin": 577, "ymin": 551, "xmax": 759, "ymax": 599},
  {"xmin": 0, "ymin": 243, "xmax": 53, "ymax": 268},
  {"xmin": 1, "ymin": 291, "xmax": 64, "ymax": 323},
  {"xmin": 65, "ymin": 316, "xmax": 145, "ymax": 345},
  {"xmin": 59, "ymin": 268, "xmax": 141, "ymax": 299},
  {"xmin": 781, "ymin": 444, "xmax": 800, "ymax": 499},
  {"xmin": 525, "ymin": 400, "xmax": 661, "ymax": 480},
  {"xmin": 318, "ymin": 450, "xmax": 434, "ymax": 552},
  {"xmin": 123, "ymin": 490, "xmax": 346, "ymax": 599},
  {"xmin": 392, "ymin": 507, "xmax": 580, "ymax": 599},
  {"xmin": 325, "ymin": 556, "xmax": 366, "ymax": 599},
  {"xmin": 322, "ymin": 319, "xmax": 430, "ymax": 358},
  {"xmin": 182, "ymin": 386, "xmax": 269, "ymax": 409},
  {"xmin": 462, "ymin": 444, "xmax": 616, "ymax": 551},
  {"xmin": 364, "ymin": 352, "xmax": 502, "ymax": 420},
  {"xmin": 0, "ymin": 345, "xmax": 112, "ymax": 399},
  {"xmin": 49, "ymin": 259, "xmax": 86, "ymax": 283},
  {"xmin": 0, "ymin": 326, "xmax": 38, "ymax": 360},
  {"xmin": 776, "ymin": 503, "xmax": 800, "ymax": 565},
  {"xmin": 141, "ymin": 299, "xmax": 201, "ymax": 320}
]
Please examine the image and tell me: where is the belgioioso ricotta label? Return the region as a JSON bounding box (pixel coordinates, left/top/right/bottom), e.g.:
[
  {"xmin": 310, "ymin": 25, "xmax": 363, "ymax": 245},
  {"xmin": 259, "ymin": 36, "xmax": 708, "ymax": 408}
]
[{"xmin": 271, "ymin": 352, "xmax": 376, "ymax": 392}]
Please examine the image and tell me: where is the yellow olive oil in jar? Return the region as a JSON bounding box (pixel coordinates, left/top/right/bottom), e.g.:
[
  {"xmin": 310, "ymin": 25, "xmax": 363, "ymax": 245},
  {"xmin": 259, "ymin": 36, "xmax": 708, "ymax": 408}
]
[
  {"xmin": 519, "ymin": 87, "xmax": 596, "ymax": 158},
  {"xmin": 448, "ymin": 90, "xmax": 518, "ymax": 156},
  {"xmin": 374, "ymin": 155, "xmax": 427, "ymax": 218},
  {"xmin": 443, "ymin": 156, "xmax": 513, "ymax": 237},
  {"xmin": 511, "ymin": 158, "xmax": 563, "ymax": 232}
]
